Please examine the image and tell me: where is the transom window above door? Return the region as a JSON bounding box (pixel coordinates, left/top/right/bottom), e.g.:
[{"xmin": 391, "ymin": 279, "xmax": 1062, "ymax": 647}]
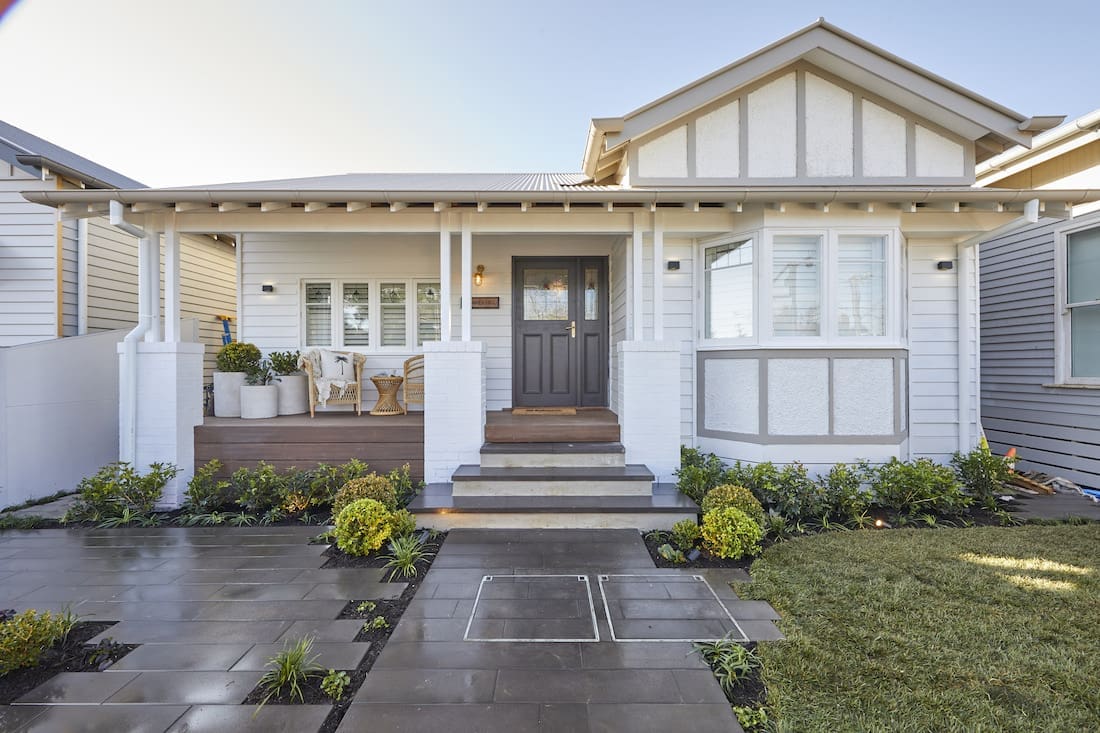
[{"xmin": 302, "ymin": 279, "xmax": 441, "ymax": 350}]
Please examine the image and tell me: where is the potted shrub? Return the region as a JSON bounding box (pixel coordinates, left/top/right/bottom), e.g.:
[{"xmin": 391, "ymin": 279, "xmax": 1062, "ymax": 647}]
[
  {"xmin": 213, "ymin": 342, "xmax": 262, "ymax": 417},
  {"xmin": 270, "ymin": 350, "xmax": 307, "ymax": 416},
  {"xmin": 240, "ymin": 359, "xmax": 278, "ymax": 419}
]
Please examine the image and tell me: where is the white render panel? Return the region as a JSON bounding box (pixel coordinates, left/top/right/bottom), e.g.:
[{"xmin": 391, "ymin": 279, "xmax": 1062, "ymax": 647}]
[
  {"xmin": 747, "ymin": 72, "xmax": 797, "ymax": 177},
  {"xmin": 696, "ymin": 435, "xmax": 906, "ymax": 473},
  {"xmin": 703, "ymin": 358, "xmax": 758, "ymax": 434},
  {"xmin": 695, "ymin": 100, "xmax": 740, "ymax": 177},
  {"xmin": 833, "ymin": 358, "xmax": 894, "ymax": 435},
  {"xmin": 637, "ymin": 125, "xmax": 688, "ymax": 178},
  {"xmin": 861, "ymin": 101, "xmax": 907, "ymax": 177},
  {"xmin": 915, "ymin": 125, "xmax": 965, "ymax": 178},
  {"xmin": 0, "ymin": 330, "xmax": 122, "ymax": 507},
  {"xmin": 768, "ymin": 358, "xmax": 828, "ymax": 434},
  {"xmin": 804, "ymin": 73, "xmax": 854, "ymax": 177}
]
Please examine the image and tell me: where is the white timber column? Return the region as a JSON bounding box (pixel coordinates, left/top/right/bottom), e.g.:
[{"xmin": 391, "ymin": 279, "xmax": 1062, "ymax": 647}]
[
  {"xmin": 653, "ymin": 211, "xmax": 665, "ymax": 340},
  {"xmin": 145, "ymin": 229, "xmax": 162, "ymax": 343},
  {"xmin": 164, "ymin": 213, "xmax": 181, "ymax": 343},
  {"xmin": 631, "ymin": 213, "xmax": 644, "ymax": 340},
  {"xmin": 461, "ymin": 213, "xmax": 472, "ymax": 341},
  {"xmin": 957, "ymin": 241, "xmax": 973, "ymax": 452},
  {"xmin": 439, "ymin": 219, "xmax": 452, "ymax": 342}
]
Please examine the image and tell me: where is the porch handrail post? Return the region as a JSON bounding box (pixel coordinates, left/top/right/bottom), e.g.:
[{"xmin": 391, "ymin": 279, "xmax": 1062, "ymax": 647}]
[
  {"xmin": 653, "ymin": 210, "xmax": 664, "ymax": 341},
  {"xmin": 632, "ymin": 212, "xmax": 644, "ymax": 341},
  {"xmin": 461, "ymin": 213, "xmax": 472, "ymax": 342},
  {"xmin": 164, "ymin": 212, "xmax": 181, "ymax": 343},
  {"xmin": 439, "ymin": 219, "xmax": 452, "ymax": 342}
]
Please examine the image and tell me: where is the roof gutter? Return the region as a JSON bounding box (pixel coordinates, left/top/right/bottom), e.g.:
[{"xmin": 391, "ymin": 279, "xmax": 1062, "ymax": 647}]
[
  {"xmin": 15, "ymin": 154, "xmax": 125, "ymax": 190},
  {"xmin": 977, "ymin": 108, "xmax": 1100, "ymax": 183}
]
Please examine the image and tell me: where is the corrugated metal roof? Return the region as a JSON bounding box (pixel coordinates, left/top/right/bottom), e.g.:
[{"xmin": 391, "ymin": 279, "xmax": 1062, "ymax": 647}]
[
  {"xmin": 178, "ymin": 172, "xmax": 620, "ymax": 193},
  {"xmin": 0, "ymin": 120, "xmax": 145, "ymax": 189}
]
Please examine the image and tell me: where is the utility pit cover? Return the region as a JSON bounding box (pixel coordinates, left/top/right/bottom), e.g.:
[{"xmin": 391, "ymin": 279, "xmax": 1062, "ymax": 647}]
[
  {"xmin": 597, "ymin": 574, "xmax": 747, "ymax": 642},
  {"xmin": 463, "ymin": 575, "xmax": 600, "ymax": 642}
]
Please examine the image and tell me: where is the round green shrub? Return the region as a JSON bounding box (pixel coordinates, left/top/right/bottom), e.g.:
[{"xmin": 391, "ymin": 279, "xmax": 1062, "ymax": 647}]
[
  {"xmin": 216, "ymin": 342, "xmax": 262, "ymax": 373},
  {"xmin": 701, "ymin": 484, "xmax": 765, "ymax": 526},
  {"xmin": 701, "ymin": 507, "xmax": 764, "ymax": 560},
  {"xmin": 388, "ymin": 508, "xmax": 417, "ymax": 538},
  {"xmin": 333, "ymin": 474, "xmax": 397, "ymax": 516},
  {"xmin": 670, "ymin": 518, "xmax": 702, "ymax": 551},
  {"xmin": 334, "ymin": 498, "xmax": 394, "ymax": 556}
]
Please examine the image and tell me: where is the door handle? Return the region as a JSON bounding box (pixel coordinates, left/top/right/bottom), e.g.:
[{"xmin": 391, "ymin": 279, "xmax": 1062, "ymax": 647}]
[{"xmin": 565, "ymin": 320, "xmax": 576, "ymax": 338}]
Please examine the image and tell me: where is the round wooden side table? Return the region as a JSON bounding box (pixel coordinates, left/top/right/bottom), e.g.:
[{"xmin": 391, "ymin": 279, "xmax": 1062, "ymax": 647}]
[{"xmin": 369, "ymin": 375, "xmax": 404, "ymax": 416}]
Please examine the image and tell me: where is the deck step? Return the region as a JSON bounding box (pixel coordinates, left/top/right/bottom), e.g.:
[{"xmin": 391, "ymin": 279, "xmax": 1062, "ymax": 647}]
[
  {"xmin": 479, "ymin": 442, "xmax": 625, "ymax": 468},
  {"xmin": 450, "ymin": 465, "xmax": 653, "ymax": 497},
  {"xmin": 408, "ymin": 484, "xmax": 697, "ymax": 530},
  {"xmin": 484, "ymin": 414, "xmax": 620, "ymax": 444}
]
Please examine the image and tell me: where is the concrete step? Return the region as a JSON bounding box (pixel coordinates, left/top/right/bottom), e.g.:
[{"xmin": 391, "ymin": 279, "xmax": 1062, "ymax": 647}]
[
  {"xmin": 479, "ymin": 442, "xmax": 626, "ymax": 468},
  {"xmin": 450, "ymin": 465, "xmax": 654, "ymax": 497},
  {"xmin": 408, "ymin": 484, "xmax": 698, "ymax": 530}
]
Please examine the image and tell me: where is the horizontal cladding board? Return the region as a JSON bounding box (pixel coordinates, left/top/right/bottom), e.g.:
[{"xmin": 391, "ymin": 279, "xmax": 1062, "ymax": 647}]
[
  {"xmin": 983, "ymin": 402, "xmax": 1100, "ymax": 426},
  {"xmin": 980, "ymin": 440, "xmax": 1099, "ymax": 477},
  {"xmin": 982, "ymin": 416, "xmax": 1100, "ymax": 446},
  {"xmin": 195, "ymin": 441, "xmax": 424, "ymax": 462}
]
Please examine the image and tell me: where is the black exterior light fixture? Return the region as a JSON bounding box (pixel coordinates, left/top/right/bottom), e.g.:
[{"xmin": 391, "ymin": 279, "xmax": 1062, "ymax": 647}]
[
  {"xmin": 936, "ymin": 261, "xmax": 954, "ymax": 271},
  {"xmin": 261, "ymin": 283, "xmax": 275, "ymax": 293}
]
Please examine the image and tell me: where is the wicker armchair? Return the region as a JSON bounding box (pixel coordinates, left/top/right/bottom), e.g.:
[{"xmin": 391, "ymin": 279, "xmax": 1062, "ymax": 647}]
[
  {"xmin": 300, "ymin": 350, "xmax": 366, "ymax": 417},
  {"xmin": 403, "ymin": 354, "xmax": 425, "ymax": 414}
]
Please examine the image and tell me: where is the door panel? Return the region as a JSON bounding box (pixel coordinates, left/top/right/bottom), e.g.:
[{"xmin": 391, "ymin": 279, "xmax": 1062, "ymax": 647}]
[{"xmin": 513, "ymin": 256, "xmax": 608, "ymax": 407}]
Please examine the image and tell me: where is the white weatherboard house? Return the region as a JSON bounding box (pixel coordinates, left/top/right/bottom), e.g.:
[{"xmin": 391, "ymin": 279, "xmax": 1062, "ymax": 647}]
[{"xmin": 23, "ymin": 21, "xmax": 1099, "ymax": 528}]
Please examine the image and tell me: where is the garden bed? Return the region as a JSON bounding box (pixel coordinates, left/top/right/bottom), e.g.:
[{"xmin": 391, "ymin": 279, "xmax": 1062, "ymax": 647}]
[{"xmin": 0, "ymin": 621, "xmax": 136, "ymax": 705}]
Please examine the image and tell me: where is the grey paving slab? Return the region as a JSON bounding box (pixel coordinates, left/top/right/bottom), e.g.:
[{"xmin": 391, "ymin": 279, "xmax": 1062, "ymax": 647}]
[
  {"xmin": 389, "ymin": 617, "xmax": 493, "ymax": 642},
  {"xmin": 354, "ymin": 669, "xmax": 498, "ymax": 703},
  {"xmin": 1, "ymin": 557, "xmax": 171, "ymax": 572},
  {"xmin": 494, "ymin": 669, "xmax": 687, "ymax": 704},
  {"xmin": 192, "ymin": 599, "xmax": 346, "ymax": 621},
  {"xmin": 12, "ymin": 705, "xmax": 190, "ymax": 733},
  {"xmin": 106, "ymin": 671, "xmax": 263, "ymax": 704},
  {"xmin": 377, "ymin": 641, "xmax": 584, "ymax": 670},
  {"xmin": 610, "ymin": 618, "xmax": 739, "ymax": 640},
  {"xmin": 579, "ymin": 641, "xmax": 710, "ymax": 669},
  {"xmin": 231, "ymin": 641, "xmax": 370, "ymax": 671},
  {"xmin": 401, "ymin": 598, "xmax": 461, "ymax": 618},
  {"xmin": 91, "ymin": 620, "xmax": 293, "ymax": 644},
  {"xmin": 14, "ymin": 671, "xmax": 139, "ymax": 703},
  {"xmin": 672, "ymin": 669, "xmax": 737, "ymax": 704},
  {"xmin": 79, "ymin": 570, "xmax": 188, "ymax": 586},
  {"xmin": 0, "ymin": 704, "xmax": 46, "ymax": 731},
  {"xmin": 338, "ymin": 703, "xmax": 540, "ymax": 733},
  {"xmin": 303, "ymin": 581, "xmax": 406, "ymax": 600},
  {"xmin": 111, "ymin": 584, "xmax": 225, "ymax": 601},
  {"xmin": 291, "ymin": 568, "xmax": 388, "ymax": 584},
  {"xmin": 473, "ymin": 599, "xmax": 585, "ymax": 619},
  {"xmin": 204, "ymin": 583, "xmax": 318, "ymax": 601},
  {"xmin": 105, "ymin": 642, "xmax": 254, "ymax": 672},
  {"xmin": 277, "ymin": 619, "xmax": 365, "ymax": 642},
  {"xmin": 68, "ymin": 600, "xmax": 207, "ymax": 621},
  {"xmin": 588, "ymin": 703, "xmax": 741, "ymax": 733},
  {"xmin": 738, "ymin": 618, "xmax": 787, "ymax": 641},
  {"xmin": 7, "ymin": 584, "xmax": 134, "ymax": 604},
  {"xmin": 167, "ymin": 705, "xmax": 332, "ymax": 733},
  {"xmin": 613, "ymin": 598, "xmax": 732, "ymax": 620},
  {"xmin": 471, "ymin": 617, "xmax": 599, "ymax": 641},
  {"xmin": 235, "ymin": 555, "xmax": 326, "ymax": 569},
  {"xmin": 538, "ymin": 703, "xmax": 590, "ymax": 733},
  {"xmin": 172, "ymin": 568, "xmax": 306, "ymax": 584}
]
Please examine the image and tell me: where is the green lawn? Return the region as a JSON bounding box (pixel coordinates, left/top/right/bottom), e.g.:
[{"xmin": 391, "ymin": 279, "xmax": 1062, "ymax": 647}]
[{"xmin": 740, "ymin": 525, "xmax": 1100, "ymax": 732}]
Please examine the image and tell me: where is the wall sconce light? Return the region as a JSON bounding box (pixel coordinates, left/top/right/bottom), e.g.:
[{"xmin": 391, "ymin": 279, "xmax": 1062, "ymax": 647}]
[
  {"xmin": 261, "ymin": 284, "xmax": 275, "ymax": 293},
  {"xmin": 474, "ymin": 264, "xmax": 485, "ymax": 287},
  {"xmin": 667, "ymin": 260, "xmax": 681, "ymax": 271},
  {"xmin": 936, "ymin": 261, "xmax": 954, "ymax": 271}
]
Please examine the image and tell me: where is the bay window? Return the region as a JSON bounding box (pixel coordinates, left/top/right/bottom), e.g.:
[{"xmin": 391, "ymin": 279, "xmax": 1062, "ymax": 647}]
[
  {"xmin": 836, "ymin": 235, "xmax": 887, "ymax": 337},
  {"xmin": 771, "ymin": 235, "xmax": 822, "ymax": 336},
  {"xmin": 704, "ymin": 238, "xmax": 754, "ymax": 339},
  {"xmin": 303, "ymin": 279, "xmax": 440, "ymax": 350}
]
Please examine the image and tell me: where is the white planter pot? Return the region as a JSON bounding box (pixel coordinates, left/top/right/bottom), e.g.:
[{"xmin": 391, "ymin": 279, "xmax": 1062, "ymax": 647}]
[
  {"xmin": 274, "ymin": 373, "xmax": 308, "ymax": 415},
  {"xmin": 240, "ymin": 384, "xmax": 278, "ymax": 419},
  {"xmin": 213, "ymin": 371, "xmax": 247, "ymax": 417}
]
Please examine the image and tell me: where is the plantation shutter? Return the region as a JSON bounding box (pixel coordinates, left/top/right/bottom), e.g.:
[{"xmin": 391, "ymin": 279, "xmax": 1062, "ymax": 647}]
[
  {"xmin": 772, "ymin": 235, "xmax": 821, "ymax": 336},
  {"xmin": 304, "ymin": 283, "xmax": 332, "ymax": 346},
  {"xmin": 343, "ymin": 283, "xmax": 370, "ymax": 347},
  {"xmin": 417, "ymin": 282, "xmax": 441, "ymax": 345},
  {"xmin": 380, "ymin": 283, "xmax": 407, "ymax": 347}
]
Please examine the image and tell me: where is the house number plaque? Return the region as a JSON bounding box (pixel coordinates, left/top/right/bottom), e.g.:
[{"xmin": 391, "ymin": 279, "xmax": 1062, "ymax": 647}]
[{"xmin": 472, "ymin": 297, "xmax": 500, "ymax": 309}]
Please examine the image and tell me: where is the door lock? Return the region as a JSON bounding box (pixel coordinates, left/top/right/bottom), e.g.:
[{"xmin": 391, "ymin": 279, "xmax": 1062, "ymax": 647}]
[{"xmin": 565, "ymin": 320, "xmax": 576, "ymax": 338}]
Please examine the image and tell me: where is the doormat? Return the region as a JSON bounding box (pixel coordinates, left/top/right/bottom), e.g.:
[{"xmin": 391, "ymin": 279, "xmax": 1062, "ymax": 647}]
[{"xmin": 511, "ymin": 407, "xmax": 577, "ymax": 416}]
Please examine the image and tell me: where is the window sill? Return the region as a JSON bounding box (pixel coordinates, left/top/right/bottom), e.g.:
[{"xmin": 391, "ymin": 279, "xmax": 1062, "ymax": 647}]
[{"xmin": 1041, "ymin": 383, "xmax": 1100, "ymax": 390}]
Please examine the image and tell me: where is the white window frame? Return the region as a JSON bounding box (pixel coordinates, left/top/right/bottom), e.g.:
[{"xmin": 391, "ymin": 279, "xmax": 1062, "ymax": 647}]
[
  {"xmin": 299, "ymin": 277, "xmax": 440, "ymax": 352},
  {"xmin": 696, "ymin": 226, "xmax": 901, "ymax": 349},
  {"xmin": 1054, "ymin": 217, "xmax": 1100, "ymax": 386}
]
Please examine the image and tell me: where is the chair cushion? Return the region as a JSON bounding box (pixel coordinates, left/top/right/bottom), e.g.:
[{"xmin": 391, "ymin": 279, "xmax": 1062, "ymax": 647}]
[{"xmin": 320, "ymin": 350, "xmax": 356, "ymax": 380}]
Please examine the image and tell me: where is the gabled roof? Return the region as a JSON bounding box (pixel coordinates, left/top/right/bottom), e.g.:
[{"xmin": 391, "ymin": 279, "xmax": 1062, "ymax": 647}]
[
  {"xmin": 0, "ymin": 119, "xmax": 145, "ymax": 189},
  {"xmin": 582, "ymin": 19, "xmax": 1063, "ymax": 182},
  {"xmin": 976, "ymin": 108, "xmax": 1100, "ymax": 187}
]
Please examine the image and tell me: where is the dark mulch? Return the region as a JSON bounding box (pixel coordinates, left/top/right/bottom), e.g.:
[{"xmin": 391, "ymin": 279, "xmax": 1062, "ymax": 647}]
[
  {"xmin": 0, "ymin": 621, "xmax": 136, "ymax": 705},
  {"xmin": 242, "ymin": 533, "xmax": 445, "ymax": 733},
  {"xmin": 642, "ymin": 531, "xmax": 758, "ymax": 571}
]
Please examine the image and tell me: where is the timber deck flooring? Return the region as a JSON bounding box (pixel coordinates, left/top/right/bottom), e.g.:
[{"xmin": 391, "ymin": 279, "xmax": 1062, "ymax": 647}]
[
  {"xmin": 195, "ymin": 412, "xmax": 424, "ymax": 479},
  {"xmin": 485, "ymin": 409, "xmax": 621, "ymax": 443}
]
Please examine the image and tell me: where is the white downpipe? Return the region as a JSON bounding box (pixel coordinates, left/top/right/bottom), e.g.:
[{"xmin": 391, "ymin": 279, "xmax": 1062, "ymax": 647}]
[
  {"xmin": 109, "ymin": 201, "xmax": 154, "ymax": 464},
  {"xmin": 76, "ymin": 218, "xmax": 88, "ymax": 335},
  {"xmin": 955, "ymin": 198, "xmax": 1040, "ymax": 452}
]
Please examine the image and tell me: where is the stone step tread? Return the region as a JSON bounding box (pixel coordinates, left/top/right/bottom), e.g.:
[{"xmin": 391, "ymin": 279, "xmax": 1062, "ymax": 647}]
[
  {"xmin": 451, "ymin": 465, "xmax": 654, "ymax": 482},
  {"xmin": 479, "ymin": 442, "xmax": 625, "ymax": 455},
  {"xmin": 409, "ymin": 485, "xmax": 697, "ymax": 513}
]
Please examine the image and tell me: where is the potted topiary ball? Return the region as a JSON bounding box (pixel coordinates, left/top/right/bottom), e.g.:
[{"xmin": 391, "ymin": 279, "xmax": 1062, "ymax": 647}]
[
  {"xmin": 213, "ymin": 341, "xmax": 262, "ymax": 417},
  {"xmin": 269, "ymin": 350, "xmax": 307, "ymax": 416},
  {"xmin": 240, "ymin": 359, "xmax": 278, "ymax": 419}
]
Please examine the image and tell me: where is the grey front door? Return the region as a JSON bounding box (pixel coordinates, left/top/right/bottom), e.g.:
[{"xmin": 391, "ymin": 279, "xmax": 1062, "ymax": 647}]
[{"xmin": 512, "ymin": 257, "xmax": 608, "ymax": 407}]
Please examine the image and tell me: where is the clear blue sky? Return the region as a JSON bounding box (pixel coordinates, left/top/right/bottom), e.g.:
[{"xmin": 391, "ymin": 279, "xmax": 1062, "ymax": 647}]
[{"xmin": 1, "ymin": 0, "xmax": 1097, "ymax": 187}]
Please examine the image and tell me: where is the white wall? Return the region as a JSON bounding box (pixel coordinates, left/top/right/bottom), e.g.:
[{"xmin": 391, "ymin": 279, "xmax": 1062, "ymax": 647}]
[
  {"xmin": 0, "ymin": 330, "xmax": 123, "ymax": 508},
  {"xmin": 0, "ymin": 164, "xmax": 56, "ymax": 346}
]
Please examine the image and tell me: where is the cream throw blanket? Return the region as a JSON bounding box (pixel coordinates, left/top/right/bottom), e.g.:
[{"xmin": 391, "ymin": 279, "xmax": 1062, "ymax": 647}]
[{"xmin": 298, "ymin": 350, "xmax": 355, "ymax": 407}]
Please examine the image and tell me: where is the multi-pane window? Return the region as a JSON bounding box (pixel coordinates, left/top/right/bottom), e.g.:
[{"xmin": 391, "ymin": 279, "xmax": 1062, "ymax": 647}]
[
  {"xmin": 704, "ymin": 239, "xmax": 754, "ymax": 338},
  {"xmin": 836, "ymin": 235, "xmax": 887, "ymax": 337},
  {"xmin": 1066, "ymin": 226, "xmax": 1100, "ymax": 378},
  {"xmin": 304, "ymin": 279, "xmax": 440, "ymax": 350},
  {"xmin": 771, "ymin": 235, "xmax": 821, "ymax": 336}
]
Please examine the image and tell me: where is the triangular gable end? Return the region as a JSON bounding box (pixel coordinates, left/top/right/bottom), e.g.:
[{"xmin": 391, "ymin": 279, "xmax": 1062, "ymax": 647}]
[{"xmin": 583, "ymin": 19, "xmax": 1060, "ymax": 186}]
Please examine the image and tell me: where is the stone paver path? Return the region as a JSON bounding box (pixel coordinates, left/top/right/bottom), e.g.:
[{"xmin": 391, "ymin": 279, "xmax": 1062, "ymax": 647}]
[{"xmin": 0, "ymin": 526, "xmax": 782, "ymax": 732}]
